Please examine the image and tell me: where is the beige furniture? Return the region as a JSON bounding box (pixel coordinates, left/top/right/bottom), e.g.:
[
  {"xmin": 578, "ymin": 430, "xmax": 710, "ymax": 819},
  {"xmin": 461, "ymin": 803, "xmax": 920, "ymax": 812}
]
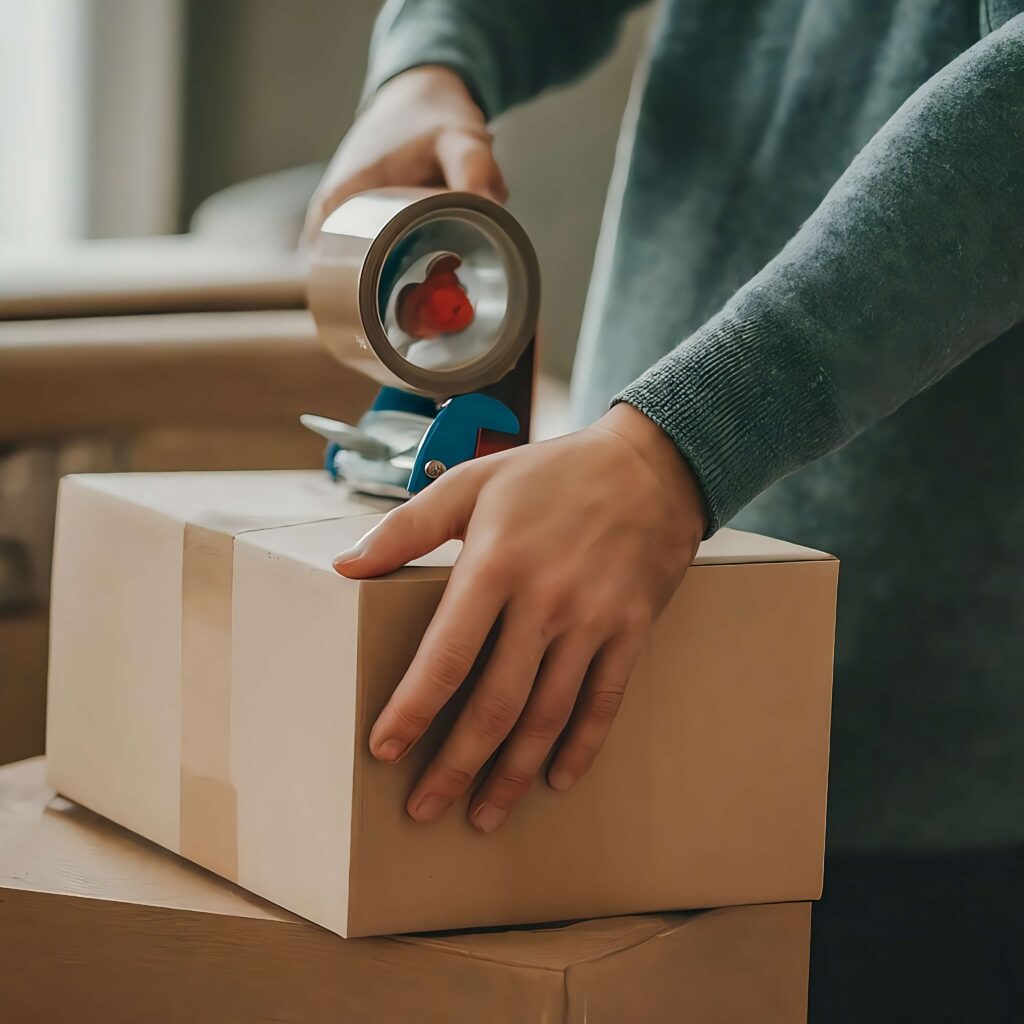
[{"xmin": 0, "ymin": 235, "xmax": 305, "ymax": 319}]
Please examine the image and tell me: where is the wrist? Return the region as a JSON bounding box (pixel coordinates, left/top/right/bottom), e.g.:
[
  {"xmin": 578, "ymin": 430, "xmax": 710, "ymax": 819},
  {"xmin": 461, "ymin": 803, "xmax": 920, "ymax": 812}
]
[
  {"xmin": 597, "ymin": 403, "xmax": 710, "ymax": 540},
  {"xmin": 385, "ymin": 64, "xmax": 484, "ymax": 118}
]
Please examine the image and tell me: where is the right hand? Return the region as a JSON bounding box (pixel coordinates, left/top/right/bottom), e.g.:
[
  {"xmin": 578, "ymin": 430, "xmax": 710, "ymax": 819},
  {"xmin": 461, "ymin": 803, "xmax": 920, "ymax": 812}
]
[{"xmin": 303, "ymin": 66, "xmax": 509, "ymax": 242}]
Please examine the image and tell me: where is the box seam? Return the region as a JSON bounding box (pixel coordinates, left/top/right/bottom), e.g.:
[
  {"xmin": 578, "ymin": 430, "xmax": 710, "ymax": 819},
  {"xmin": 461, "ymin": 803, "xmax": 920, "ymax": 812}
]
[{"xmin": 388, "ymin": 916, "xmax": 694, "ymax": 972}]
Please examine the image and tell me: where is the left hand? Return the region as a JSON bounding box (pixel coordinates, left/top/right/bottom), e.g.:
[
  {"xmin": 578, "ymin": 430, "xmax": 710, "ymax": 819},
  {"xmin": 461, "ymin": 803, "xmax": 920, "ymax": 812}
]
[{"xmin": 333, "ymin": 404, "xmax": 708, "ymax": 833}]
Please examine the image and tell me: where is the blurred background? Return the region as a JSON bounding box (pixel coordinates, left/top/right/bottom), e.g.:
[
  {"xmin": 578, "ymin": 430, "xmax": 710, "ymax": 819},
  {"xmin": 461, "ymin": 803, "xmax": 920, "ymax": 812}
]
[
  {"xmin": 0, "ymin": 0, "xmax": 652, "ymax": 765},
  {"xmin": 2, "ymin": 0, "xmax": 653, "ymax": 377}
]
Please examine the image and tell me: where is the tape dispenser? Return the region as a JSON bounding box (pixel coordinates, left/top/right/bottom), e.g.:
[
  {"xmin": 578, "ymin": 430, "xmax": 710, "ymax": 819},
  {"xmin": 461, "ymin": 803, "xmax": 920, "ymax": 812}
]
[{"xmin": 304, "ymin": 188, "xmax": 540, "ymax": 498}]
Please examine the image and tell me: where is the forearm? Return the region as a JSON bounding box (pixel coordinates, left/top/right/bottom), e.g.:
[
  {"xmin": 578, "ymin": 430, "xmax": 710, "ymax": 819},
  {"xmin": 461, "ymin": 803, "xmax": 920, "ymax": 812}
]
[
  {"xmin": 618, "ymin": 15, "xmax": 1024, "ymax": 532},
  {"xmin": 364, "ymin": 0, "xmax": 650, "ymax": 117}
]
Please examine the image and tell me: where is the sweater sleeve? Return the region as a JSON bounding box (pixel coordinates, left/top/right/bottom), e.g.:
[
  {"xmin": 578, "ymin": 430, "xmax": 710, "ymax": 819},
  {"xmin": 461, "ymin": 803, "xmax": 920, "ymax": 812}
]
[
  {"xmin": 616, "ymin": 15, "xmax": 1024, "ymax": 534},
  {"xmin": 362, "ymin": 0, "xmax": 650, "ymax": 117}
]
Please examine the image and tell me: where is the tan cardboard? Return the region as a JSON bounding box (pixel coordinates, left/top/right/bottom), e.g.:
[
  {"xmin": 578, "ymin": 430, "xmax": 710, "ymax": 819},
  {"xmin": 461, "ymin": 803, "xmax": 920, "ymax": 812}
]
[
  {"xmin": 1, "ymin": 757, "xmax": 812, "ymax": 1024},
  {"xmin": 0, "ymin": 309, "xmax": 376, "ymax": 442},
  {"xmin": 0, "ymin": 235, "xmax": 304, "ymax": 320},
  {"xmin": 46, "ymin": 470, "xmax": 837, "ymax": 937}
]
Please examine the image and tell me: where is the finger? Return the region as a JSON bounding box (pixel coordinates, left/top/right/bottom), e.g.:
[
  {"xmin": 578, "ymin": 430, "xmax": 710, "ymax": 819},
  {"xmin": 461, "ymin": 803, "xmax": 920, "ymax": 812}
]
[
  {"xmin": 547, "ymin": 632, "xmax": 644, "ymax": 792},
  {"xmin": 333, "ymin": 469, "xmax": 476, "ymax": 578},
  {"xmin": 435, "ymin": 128, "xmax": 509, "ymax": 203},
  {"xmin": 468, "ymin": 632, "xmax": 598, "ymax": 833},
  {"xmin": 406, "ymin": 599, "xmax": 550, "ymax": 822},
  {"xmin": 367, "ymin": 547, "xmax": 507, "ymax": 764}
]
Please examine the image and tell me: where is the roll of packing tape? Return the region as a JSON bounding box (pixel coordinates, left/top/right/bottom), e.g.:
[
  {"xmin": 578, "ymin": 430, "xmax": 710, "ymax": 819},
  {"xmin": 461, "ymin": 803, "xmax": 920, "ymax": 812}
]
[{"xmin": 308, "ymin": 188, "xmax": 540, "ymax": 398}]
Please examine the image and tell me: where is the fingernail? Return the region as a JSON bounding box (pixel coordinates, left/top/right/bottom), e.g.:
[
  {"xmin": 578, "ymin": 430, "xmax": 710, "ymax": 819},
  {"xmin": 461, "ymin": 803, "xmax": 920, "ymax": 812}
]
[
  {"xmin": 333, "ymin": 535, "xmax": 369, "ymax": 568},
  {"xmin": 372, "ymin": 737, "xmax": 408, "ymax": 763},
  {"xmin": 548, "ymin": 768, "xmax": 575, "ymax": 792},
  {"xmin": 409, "ymin": 793, "xmax": 447, "ymax": 822},
  {"xmin": 471, "ymin": 802, "xmax": 507, "ymax": 834}
]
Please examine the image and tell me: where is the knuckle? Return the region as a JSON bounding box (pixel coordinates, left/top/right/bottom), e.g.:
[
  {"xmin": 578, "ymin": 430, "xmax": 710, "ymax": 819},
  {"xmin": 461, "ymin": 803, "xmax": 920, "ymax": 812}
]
[
  {"xmin": 620, "ymin": 602, "xmax": 654, "ymax": 634},
  {"xmin": 573, "ymin": 599, "xmax": 617, "ymax": 637},
  {"xmin": 472, "ymin": 553, "xmax": 512, "ymax": 590},
  {"xmin": 429, "ymin": 460, "xmax": 471, "ymax": 496},
  {"xmin": 526, "ymin": 579, "xmax": 571, "ymax": 624},
  {"xmin": 423, "ymin": 639, "xmax": 477, "ymax": 694},
  {"xmin": 434, "ymin": 461, "xmax": 468, "ymax": 492},
  {"xmin": 378, "ymin": 503, "xmax": 412, "ymax": 534},
  {"xmin": 586, "ymin": 687, "xmax": 625, "ymax": 722},
  {"xmin": 520, "ymin": 705, "xmax": 571, "ymax": 742},
  {"xmin": 489, "ymin": 768, "xmax": 535, "ymax": 804},
  {"xmin": 470, "ymin": 691, "xmax": 522, "ymax": 740},
  {"xmin": 394, "ymin": 497, "xmax": 438, "ymax": 533},
  {"xmin": 436, "ymin": 762, "xmax": 475, "ymax": 793},
  {"xmin": 390, "ymin": 705, "xmax": 432, "ymax": 737}
]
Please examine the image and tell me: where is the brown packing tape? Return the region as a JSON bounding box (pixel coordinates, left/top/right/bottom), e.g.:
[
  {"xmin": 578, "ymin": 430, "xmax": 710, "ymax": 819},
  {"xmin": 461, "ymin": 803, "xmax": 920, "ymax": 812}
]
[
  {"xmin": 178, "ymin": 508, "xmax": 390, "ymax": 882},
  {"xmin": 180, "ymin": 525, "xmax": 238, "ymax": 879}
]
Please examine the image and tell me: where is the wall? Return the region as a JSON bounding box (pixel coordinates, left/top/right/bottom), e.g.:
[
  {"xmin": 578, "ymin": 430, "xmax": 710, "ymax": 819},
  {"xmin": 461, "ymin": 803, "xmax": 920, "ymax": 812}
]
[
  {"xmin": 182, "ymin": 0, "xmax": 654, "ymax": 378},
  {"xmin": 84, "ymin": 0, "xmax": 184, "ymax": 238}
]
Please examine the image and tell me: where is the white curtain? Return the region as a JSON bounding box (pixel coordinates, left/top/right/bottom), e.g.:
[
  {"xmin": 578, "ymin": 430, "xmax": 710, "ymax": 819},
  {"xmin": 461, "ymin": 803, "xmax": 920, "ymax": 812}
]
[
  {"xmin": 0, "ymin": 0, "xmax": 88, "ymax": 246},
  {"xmin": 0, "ymin": 0, "xmax": 182, "ymax": 247}
]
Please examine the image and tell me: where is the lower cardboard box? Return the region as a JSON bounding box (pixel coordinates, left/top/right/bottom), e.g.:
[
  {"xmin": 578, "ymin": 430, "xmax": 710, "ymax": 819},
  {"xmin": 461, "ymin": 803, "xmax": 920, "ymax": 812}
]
[
  {"xmin": 46, "ymin": 470, "xmax": 837, "ymax": 936},
  {"xmin": 0, "ymin": 758, "xmax": 811, "ymax": 1023}
]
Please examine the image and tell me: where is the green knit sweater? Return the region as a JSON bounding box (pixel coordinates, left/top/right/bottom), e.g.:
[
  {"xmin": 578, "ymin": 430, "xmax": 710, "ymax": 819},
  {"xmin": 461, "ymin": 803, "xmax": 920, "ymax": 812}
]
[{"xmin": 364, "ymin": 0, "xmax": 1024, "ymax": 852}]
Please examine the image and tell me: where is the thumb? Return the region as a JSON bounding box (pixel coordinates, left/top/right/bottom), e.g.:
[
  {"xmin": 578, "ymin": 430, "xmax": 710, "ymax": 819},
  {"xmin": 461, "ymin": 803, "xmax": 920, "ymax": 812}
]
[
  {"xmin": 435, "ymin": 127, "xmax": 509, "ymax": 203},
  {"xmin": 333, "ymin": 473, "xmax": 477, "ymax": 578}
]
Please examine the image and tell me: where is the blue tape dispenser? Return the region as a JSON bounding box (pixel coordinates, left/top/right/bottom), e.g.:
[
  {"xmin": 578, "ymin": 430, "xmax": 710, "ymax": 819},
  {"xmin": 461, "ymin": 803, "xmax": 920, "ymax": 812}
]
[{"xmin": 303, "ymin": 188, "xmax": 540, "ymax": 498}]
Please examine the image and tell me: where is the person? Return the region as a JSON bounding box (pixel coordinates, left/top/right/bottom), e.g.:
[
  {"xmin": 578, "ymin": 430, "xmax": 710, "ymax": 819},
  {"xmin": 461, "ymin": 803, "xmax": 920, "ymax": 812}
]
[{"xmin": 306, "ymin": 3, "xmax": 1024, "ymax": 1019}]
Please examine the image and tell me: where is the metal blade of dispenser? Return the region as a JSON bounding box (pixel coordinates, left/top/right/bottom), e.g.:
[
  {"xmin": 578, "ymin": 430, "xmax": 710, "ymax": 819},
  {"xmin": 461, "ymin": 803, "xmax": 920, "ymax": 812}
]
[{"xmin": 299, "ymin": 414, "xmax": 392, "ymax": 461}]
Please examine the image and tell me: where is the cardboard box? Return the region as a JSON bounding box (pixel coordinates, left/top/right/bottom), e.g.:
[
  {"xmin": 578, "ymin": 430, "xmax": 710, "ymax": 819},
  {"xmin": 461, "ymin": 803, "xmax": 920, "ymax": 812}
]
[
  {"xmin": 46, "ymin": 471, "xmax": 837, "ymax": 937},
  {"xmin": 1, "ymin": 758, "xmax": 811, "ymax": 1024}
]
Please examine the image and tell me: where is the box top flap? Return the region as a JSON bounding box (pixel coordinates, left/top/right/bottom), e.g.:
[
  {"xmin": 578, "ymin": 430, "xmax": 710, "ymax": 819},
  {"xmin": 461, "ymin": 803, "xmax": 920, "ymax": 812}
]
[
  {"xmin": 65, "ymin": 470, "xmax": 395, "ymax": 536},
  {"xmin": 66, "ymin": 471, "xmax": 834, "ymax": 567},
  {"xmin": 250, "ymin": 518, "xmax": 835, "ymax": 577},
  {"xmin": 693, "ymin": 528, "xmax": 834, "ymax": 565}
]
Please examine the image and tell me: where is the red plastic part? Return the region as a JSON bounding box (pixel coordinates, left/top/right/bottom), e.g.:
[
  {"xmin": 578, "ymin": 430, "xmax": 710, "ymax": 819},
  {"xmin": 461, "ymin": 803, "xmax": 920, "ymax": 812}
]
[
  {"xmin": 396, "ymin": 254, "xmax": 475, "ymax": 339},
  {"xmin": 474, "ymin": 428, "xmax": 520, "ymax": 459}
]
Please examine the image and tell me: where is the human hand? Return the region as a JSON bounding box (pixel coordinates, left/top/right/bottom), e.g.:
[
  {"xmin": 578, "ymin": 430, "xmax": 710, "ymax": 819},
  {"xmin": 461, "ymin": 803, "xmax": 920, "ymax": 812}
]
[
  {"xmin": 333, "ymin": 403, "xmax": 708, "ymax": 833},
  {"xmin": 304, "ymin": 66, "xmax": 508, "ymax": 242}
]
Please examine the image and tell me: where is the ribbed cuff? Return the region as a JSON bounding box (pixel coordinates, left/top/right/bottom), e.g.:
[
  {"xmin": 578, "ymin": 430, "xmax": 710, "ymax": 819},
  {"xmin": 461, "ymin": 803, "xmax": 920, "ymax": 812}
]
[{"xmin": 614, "ymin": 308, "xmax": 845, "ymax": 535}]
